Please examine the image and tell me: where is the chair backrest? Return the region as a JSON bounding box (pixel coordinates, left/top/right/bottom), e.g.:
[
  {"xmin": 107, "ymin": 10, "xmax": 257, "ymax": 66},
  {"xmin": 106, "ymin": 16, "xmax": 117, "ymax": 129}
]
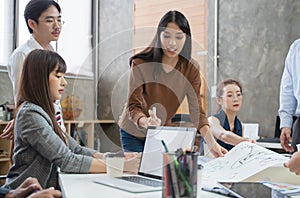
[
  {"xmin": 274, "ymin": 115, "xmax": 297, "ymax": 138},
  {"xmin": 171, "ymin": 114, "xmax": 191, "ymax": 123}
]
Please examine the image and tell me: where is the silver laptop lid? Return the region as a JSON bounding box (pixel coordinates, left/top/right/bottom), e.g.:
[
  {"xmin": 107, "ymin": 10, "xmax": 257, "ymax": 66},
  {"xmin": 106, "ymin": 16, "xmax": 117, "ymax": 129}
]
[{"xmin": 138, "ymin": 126, "xmax": 197, "ymax": 179}]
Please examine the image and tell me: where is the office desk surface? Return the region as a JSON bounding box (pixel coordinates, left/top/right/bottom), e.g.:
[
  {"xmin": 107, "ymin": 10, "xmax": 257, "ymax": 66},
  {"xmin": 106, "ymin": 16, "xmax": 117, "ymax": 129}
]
[
  {"xmin": 59, "ymin": 173, "xmax": 225, "ymax": 198},
  {"xmin": 256, "ymin": 142, "xmax": 283, "ymax": 149}
]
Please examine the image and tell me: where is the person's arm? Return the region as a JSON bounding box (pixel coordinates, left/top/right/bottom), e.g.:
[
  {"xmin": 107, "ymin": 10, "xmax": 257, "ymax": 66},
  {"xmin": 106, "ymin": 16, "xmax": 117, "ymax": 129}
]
[
  {"xmin": 0, "ymin": 119, "xmax": 14, "ymax": 140},
  {"xmin": 127, "ymin": 60, "xmax": 161, "ymax": 129},
  {"xmin": 279, "ymin": 40, "xmax": 299, "ymax": 152},
  {"xmin": 199, "ymin": 125, "xmax": 228, "ymax": 157},
  {"xmin": 185, "ymin": 61, "xmax": 227, "ymax": 157},
  {"xmin": 209, "ymin": 116, "xmax": 253, "ymax": 145},
  {"xmin": 18, "ymin": 106, "xmax": 102, "ymax": 173},
  {"xmin": 7, "ymin": 51, "xmax": 26, "ymax": 104},
  {"xmin": 4, "ymin": 176, "xmax": 61, "ymax": 198},
  {"xmin": 127, "ymin": 60, "xmax": 147, "ymax": 126},
  {"xmin": 6, "ymin": 182, "xmax": 61, "ymax": 198}
]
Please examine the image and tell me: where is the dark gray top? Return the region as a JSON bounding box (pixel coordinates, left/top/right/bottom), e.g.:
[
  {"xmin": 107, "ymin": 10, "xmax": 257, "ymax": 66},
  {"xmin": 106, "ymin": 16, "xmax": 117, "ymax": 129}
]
[{"xmin": 5, "ymin": 102, "xmax": 95, "ymax": 189}]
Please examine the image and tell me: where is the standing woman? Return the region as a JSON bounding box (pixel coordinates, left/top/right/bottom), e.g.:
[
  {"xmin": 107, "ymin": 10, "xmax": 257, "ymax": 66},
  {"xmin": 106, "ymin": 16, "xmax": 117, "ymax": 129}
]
[
  {"xmin": 119, "ymin": 10, "xmax": 227, "ymax": 157},
  {"xmin": 5, "ymin": 49, "xmax": 139, "ymax": 190},
  {"xmin": 208, "ymin": 79, "xmax": 256, "ymax": 151}
]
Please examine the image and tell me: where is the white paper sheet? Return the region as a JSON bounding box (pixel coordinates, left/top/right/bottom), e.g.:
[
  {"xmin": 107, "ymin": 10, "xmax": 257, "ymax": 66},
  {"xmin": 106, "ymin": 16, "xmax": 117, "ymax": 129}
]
[{"xmin": 202, "ymin": 142, "xmax": 289, "ymax": 186}]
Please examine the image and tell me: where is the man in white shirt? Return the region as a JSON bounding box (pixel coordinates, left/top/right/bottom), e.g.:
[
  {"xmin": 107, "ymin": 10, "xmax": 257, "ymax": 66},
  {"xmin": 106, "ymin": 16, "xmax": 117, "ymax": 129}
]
[
  {"xmin": 281, "ymin": 39, "xmax": 300, "ymax": 175},
  {"xmin": 1, "ymin": 0, "xmax": 65, "ymax": 139}
]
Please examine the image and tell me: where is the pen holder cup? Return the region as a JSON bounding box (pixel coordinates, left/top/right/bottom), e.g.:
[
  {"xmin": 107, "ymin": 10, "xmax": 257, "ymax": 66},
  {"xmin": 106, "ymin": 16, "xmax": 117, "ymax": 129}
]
[{"xmin": 162, "ymin": 152, "xmax": 199, "ymax": 198}]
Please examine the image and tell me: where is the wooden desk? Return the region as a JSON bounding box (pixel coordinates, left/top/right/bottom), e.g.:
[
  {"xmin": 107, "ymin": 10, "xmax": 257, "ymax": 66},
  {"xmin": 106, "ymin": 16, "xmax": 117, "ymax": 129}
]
[{"xmin": 59, "ymin": 172, "xmax": 225, "ymax": 198}]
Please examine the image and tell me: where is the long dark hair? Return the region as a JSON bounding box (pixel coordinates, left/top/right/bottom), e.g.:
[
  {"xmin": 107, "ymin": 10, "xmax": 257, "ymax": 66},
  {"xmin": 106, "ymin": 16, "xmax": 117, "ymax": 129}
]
[
  {"xmin": 24, "ymin": 0, "xmax": 61, "ymax": 33},
  {"xmin": 129, "ymin": 10, "xmax": 192, "ymax": 65},
  {"xmin": 17, "ymin": 49, "xmax": 67, "ymax": 143}
]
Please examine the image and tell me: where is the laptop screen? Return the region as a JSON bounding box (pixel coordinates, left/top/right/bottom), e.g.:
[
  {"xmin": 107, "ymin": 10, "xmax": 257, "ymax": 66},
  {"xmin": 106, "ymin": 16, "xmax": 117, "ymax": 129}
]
[{"xmin": 138, "ymin": 126, "xmax": 196, "ymax": 179}]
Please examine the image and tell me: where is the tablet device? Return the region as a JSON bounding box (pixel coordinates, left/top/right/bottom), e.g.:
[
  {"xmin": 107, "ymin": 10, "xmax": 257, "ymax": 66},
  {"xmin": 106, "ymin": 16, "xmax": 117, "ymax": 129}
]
[{"xmin": 218, "ymin": 182, "xmax": 285, "ymax": 198}]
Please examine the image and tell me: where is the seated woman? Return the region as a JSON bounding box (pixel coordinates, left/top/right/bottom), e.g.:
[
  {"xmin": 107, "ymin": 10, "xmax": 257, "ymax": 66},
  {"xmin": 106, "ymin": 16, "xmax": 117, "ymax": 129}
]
[
  {"xmin": 4, "ymin": 49, "xmax": 140, "ymax": 190},
  {"xmin": 208, "ymin": 79, "xmax": 256, "ymax": 151}
]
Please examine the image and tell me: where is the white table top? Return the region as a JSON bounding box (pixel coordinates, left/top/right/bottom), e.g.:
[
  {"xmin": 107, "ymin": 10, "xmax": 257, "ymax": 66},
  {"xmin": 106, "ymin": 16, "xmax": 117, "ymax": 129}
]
[
  {"xmin": 256, "ymin": 142, "xmax": 283, "ymax": 149},
  {"xmin": 59, "ymin": 172, "xmax": 225, "ymax": 198},
  {"xmin": 59, "ymin": 156, "xmax": 300, "ymax": 198}
]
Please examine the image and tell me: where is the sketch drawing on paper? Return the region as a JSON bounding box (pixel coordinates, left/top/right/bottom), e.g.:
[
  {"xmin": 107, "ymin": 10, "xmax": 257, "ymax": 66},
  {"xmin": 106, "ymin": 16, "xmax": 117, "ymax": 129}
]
[{"xmin": 202, "ymin": 142, "xmax": 289, "ymax": 183}]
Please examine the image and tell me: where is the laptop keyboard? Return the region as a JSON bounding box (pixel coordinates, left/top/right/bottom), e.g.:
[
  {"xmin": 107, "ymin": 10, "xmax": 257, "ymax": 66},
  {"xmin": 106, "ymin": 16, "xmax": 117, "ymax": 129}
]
[{"xmin": 119, "ymin": 176, "xmax": 163, "ymax": 187}]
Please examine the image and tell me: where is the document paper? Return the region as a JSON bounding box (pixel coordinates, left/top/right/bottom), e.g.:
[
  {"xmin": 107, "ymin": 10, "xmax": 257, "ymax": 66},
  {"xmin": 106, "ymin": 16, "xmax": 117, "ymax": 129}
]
[{"xmin": 202, "ymin": 142, "xmax": 289, "ymax": 186}]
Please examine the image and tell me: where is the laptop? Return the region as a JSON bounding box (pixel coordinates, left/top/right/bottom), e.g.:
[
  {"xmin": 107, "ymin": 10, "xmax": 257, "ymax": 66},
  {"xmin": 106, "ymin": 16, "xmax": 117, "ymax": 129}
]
[{"xmin": 93, "ymin": 126, "xmax": 197, "ymax": 193}]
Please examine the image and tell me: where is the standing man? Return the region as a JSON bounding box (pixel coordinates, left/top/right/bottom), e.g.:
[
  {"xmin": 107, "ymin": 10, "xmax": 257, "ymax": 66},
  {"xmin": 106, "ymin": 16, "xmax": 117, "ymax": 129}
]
[
  {"xmin": 1, "ymin": 0, "xmax": 65, "ymax": 139},
  {"xmin": 279, "ymin": 39, "xmax": 300, "ymax": 153},
  {"xmin": 279, "ymin": 39, "xmax": 300, "ymax": 175}
]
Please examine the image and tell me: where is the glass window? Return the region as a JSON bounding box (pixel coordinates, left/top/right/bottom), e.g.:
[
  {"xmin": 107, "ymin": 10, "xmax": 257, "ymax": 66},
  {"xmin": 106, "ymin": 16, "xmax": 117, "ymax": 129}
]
[
  {"xmin": 57, "ymin": 0, "xmax": 94, "ymax": 78},
  {"xmin": 16, "ymin": 0, "xmax": 95, "ymax": 78},
  {"xmin": 0, "ymin": 0, "xmax": 14, "ymax": 70}
]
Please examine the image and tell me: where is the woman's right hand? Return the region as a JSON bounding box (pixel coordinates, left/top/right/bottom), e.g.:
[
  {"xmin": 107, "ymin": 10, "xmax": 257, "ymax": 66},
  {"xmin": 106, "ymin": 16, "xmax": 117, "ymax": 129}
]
[
  {"xmin": 208, "ymin": 142, "xmax": 228, "ymax": 158},
  {"xmin": 147, "ymin": 108, "xmax": 161, "ymax": 127}
]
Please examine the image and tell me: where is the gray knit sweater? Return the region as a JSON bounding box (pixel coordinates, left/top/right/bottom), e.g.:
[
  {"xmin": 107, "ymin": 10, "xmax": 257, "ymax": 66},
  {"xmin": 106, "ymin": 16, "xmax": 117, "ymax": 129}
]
[{"xmin": 5, "ymin": 102, "xmax": 95, "ymax": 189}]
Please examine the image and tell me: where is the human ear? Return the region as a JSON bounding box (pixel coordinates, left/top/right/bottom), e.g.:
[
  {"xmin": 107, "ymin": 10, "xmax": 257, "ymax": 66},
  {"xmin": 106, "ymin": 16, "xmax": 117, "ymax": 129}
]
[
  {"xmin": 27, "ymin": 19, "xmax": 37, "ymax": 31},
  {"xmin": 216, "ymin": 97, "xmax": 223, "ymax": 105}
]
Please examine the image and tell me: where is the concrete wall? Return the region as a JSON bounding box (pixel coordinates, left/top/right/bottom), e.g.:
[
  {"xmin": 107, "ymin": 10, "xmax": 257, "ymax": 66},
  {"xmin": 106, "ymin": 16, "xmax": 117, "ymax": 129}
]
[
  {"xmin": 97, "ymin": 0, "xmax": 133, "ymax": 151},
  {"xmin": 0, "ymin": 72, "xmax": 13, "ymax": 106},
  {"xmin": 207, "ymin": 0, "xmax": 300, "ymax": 137},
  {"xmin": 98, "ymin": 0, "xmax": 133, "ymax": 121}
]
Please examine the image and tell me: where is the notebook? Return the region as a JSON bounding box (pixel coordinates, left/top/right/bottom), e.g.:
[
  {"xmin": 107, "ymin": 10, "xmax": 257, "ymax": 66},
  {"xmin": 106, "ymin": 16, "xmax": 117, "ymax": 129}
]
[{"xmin": 93, "ymin": 126, "xmax": 197, "ymax": 193}]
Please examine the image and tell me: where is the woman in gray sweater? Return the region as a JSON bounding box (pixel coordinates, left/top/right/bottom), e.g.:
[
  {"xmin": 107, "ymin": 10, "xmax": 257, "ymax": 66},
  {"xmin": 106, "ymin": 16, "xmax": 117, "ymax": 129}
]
[{"xmin": 4, "ymin": 49, "xmax": 139, "ymax": 190}]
